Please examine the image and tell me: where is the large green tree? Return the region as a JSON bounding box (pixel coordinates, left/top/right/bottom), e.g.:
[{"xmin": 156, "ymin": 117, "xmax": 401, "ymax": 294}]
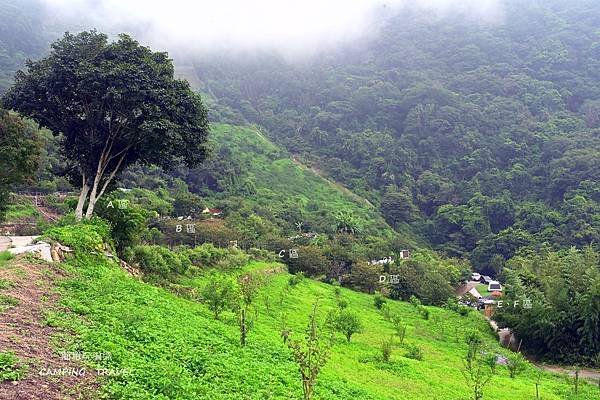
[
  {"xmin": 0, "ymin": 108, "xmax": 40, "ymax": 221},
  {"xmin": 3, "ymin": 31, "xmax": 209, "ymax": 220}
]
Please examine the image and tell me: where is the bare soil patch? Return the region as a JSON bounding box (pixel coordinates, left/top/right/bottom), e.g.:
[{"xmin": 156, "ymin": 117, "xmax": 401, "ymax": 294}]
[{"xmin": 0, "ymin": 256, "xmax": 98, "ymax": 399}]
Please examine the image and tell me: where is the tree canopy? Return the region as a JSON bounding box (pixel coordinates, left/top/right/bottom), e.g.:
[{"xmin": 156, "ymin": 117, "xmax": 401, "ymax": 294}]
[
  {"xmin": 0, "ymin": 108, "xmax": 41, "ymax": 221},
  {"xmin": 3, "ymin": 30, "xmax": 210, "ymax": 219}
]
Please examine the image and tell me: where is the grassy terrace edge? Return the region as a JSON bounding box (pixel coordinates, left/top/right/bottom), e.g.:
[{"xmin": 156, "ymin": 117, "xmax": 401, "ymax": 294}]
[{"xmin": 37, "ymin": 223, "xmax": 598, "ymax": 400}]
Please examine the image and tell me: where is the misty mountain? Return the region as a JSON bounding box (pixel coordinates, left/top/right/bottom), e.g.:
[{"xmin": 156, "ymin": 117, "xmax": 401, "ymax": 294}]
[
  {"xmin": 189, "ymin": 0, "xmax": 600, "ymax": 273},
  {"xmin": 1, "ymin": 0, "xmax": 600, "ymax": 275}
]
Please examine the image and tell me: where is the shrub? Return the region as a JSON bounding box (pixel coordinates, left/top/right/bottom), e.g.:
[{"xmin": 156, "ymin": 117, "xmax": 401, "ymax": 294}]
[
  {"xmin": 0, "ymin": 278, "xmax": 13, "ymax": 289},
  {"xmin": 287, "ymin": 301, "xmax": 331, "ymax": 400},
  {"xmin": 95, "ymin": 197, "xmax": 149, "ymax": 254},
  {"xmin": 381, "ymin": 337, "xmax": 394, "ymax": 362},
  {"xmin": 327, "ymin": 309, "xmax": 363, "ymax": 342},
  {"xmin": 457, "ymin": 306, "xmax": 471, "ymax": 316},
  {"xmin": 506, "ymin": 352, "xmax": 527, "ymax": 378},
  {"xmin": 418, "ymin": 306, "xmax": 430, "ymax": 320},
  {"xmin": 172, "ymin": 191, "xmax": 205, "ymax": 218},
  {"xmin": 409, "ymin": 295, "xmax": 421, "ymax": 307},
  {"xmin": 404, "ymin": 344, "xmax": 423, "ymax": 361},
  {"xmin": 289, "ymin": 272, "xmax": 305, "ymax": 287},
  {"xmin": 247, "ymin": 247, "xmax": 277, "ymax": 261},
  {"xmin": 0, "ymin": 251, "xmax": 14, "ymax": 268},
  {"xmin": 286, "ymin": 245, "xmax": 329, "ymax": 277},
  {"xmin": 346, "ymin": 262, "xmax": 383, "ymax": 294},
  {"xmin": 184, "ymin": 243, "xmax": 227, "ymax": 267},
  {"xmin": 380, "ymin": 303, "xmax": 391, "ymax": 321},
  {"xmin": 446, "ymin": 297, "xmax": 471, "ymax": 316},
  {"xmin": 200, "ymin": 273, "xmax": 239, "ymax": 320},
  {"xmin": 238, "ymin": 273, "xmax": 263, "ymax": 346},
  {"xmin": 373, "ymin": 293, "xmax": 387, "ymax": 310},
  {"xmin": 391, "ymin": 313, "xmax": 407, "ymax": 345},
  {"xmin": 446, "ymin": 297, "xmax": 460, "ymax": 312},
  {"xmin": 131, "ymin": 245, "xmax": 189, "ymax": 278},
  {"xmin": 337, "ymin": 297, "xmax": 348, "ymax": 310},
  {"xmin": 464, "ymin": 329, "xmax": 483, "ymax": 347},
  {"xmin": 45, "ymin": 218, "xmax": 112, "ymax": 252},
  {"xmin": 219, "ymin": 250, "xmax": 250, "ymax": 270},
  {"xmin": 462, "ymin": 338, "xmax": 494, "ymax": 400},
  {"xmin": 280, "ymin": 313, "xmax": 290, "ymax": 344},
  {"xmin": 484, "ymin": 353, "xmax": 498, "ymax": 374},
  {"xmin": 334, "ymin": 286, "xmax": 342, "ymax": 298},
  {"xmin": 182, "ymin": 243, "xmax": 250, "ymax": 270}
]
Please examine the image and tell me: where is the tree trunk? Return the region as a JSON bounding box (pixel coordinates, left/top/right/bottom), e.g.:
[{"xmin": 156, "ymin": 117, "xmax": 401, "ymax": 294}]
[
  {"xmin": 75, "ymin": 175, "xmax": 89, "ymax": 221},
  {"xmin": 84, "ymin": 167, "xmax": 103, "ymax": 219},
  {"xmin": 240, "ymin": 308, "xmax": 247, "ymax": 347},
  {"xmin": 84, "ymin": 148, "xmax": 129, "ymax": 219},
  {"xmin": 84, "ymin": 184, "xmax": 100, "ymax": 219}
]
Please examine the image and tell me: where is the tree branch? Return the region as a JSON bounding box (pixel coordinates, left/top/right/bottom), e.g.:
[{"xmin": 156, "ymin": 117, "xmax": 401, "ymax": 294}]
[{"xmin": 96, "ymin": 145, "xmax": 131, "ymax": 200}]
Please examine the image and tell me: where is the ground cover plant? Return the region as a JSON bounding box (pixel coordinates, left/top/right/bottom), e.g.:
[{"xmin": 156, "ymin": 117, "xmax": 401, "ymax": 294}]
[{"xmin": 39, "ymin": 223, "xmax": 599, "ymax": 399}]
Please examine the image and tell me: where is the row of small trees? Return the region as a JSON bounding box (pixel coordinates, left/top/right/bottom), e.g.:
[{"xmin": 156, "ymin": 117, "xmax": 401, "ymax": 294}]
[
  {"xmin": 200, "ymin": 272, "xmax": 263, "ymax": 347},
  {"xmin": 200, "ymin": 273, "xmax": 573, "ymax": 400}
]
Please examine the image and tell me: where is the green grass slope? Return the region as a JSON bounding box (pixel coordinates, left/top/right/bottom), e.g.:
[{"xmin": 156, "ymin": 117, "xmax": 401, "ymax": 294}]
[
  {"xmin": 207, "ymin": 123, "xmax": 422, "ymax": 247},
  {"xmin": 43, "ymin": 225, "xmax": 597, "ymax": 400}
]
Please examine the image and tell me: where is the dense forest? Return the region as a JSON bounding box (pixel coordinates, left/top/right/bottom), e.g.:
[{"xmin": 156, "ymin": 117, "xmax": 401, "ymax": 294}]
[{"xmin": 193, "ymin": 0, "xmax": 600, "ymax": 276}]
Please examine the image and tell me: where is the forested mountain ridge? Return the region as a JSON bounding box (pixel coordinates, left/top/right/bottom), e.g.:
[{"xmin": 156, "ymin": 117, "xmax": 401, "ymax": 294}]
[
  {"xmin": 0, "ymin": 0, "xmax": 54, "ymax": 92},
  {"xmin": 192, "ymin": 0, "xmax": 600, "ymax": 274}
]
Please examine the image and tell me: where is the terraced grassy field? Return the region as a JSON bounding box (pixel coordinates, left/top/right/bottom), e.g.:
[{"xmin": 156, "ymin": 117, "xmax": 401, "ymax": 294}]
[{"xmin": 29, "ymin": 224, "xmax": 598, "ymax": 400}]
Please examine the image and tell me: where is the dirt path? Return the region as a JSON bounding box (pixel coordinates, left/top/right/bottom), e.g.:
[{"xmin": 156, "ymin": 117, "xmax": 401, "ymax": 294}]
[
  {"xmin": 533, "ymin": 362, "xmax": 600, "ymax": 381},
  {"xmin": 486, "ymin": 314, "xmax": 600, "ymax": 382},
  {"xmin": 0, "ymin": 237, "xmax": 11, "ymax": 251},
  {"xmin": 0, "ymin": 256, "xmax": 97, "ymax": 399},
  {"xmin": 8, "ymin": 236, "xmax": 39, "ymax": 248},
  {"xmin": 0, "ymin": 236, "xmax": 39, "ymax": 251}
]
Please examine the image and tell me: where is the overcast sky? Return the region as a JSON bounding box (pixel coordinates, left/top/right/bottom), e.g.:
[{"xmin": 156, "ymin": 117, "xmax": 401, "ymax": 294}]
[{"xmin": 41, "ymin": 0, "xmax": 504, "ymax": 57}]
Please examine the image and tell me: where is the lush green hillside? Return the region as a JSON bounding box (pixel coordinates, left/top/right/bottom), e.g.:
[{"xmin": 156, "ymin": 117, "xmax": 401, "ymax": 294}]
[
  {"xmin": 203, "ymin": 123, "xmax": 418, "ymax": 244},
  {"xmin": 37, "ymin": 224, "xmax": 597, "ymax": 400}
]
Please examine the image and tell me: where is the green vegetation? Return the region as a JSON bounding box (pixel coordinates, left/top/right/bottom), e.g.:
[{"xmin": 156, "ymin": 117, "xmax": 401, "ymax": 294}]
[
  {"xmin": 0, "ymin": 278, "xmax": 13, "ymax": 289},
  {"xmin": 476, "ymin": 284, "xmax": 491, "ymax": 298},
  {"xmin": 0, "ymin": 351, "xmax": 27, "ymax": 382},
  {"xmin": 3, "ymin": 30, "xmax": 210, "ymax": 220},
  {"xmin": 326, "ymin": 308, "xmax": 363, "ymax": 343},
  {"xmin": 0, "ymin": 0, "xmax": 48, "ymax": 93},
  {"xmin": 0, "ymin": 293, "xmax": 18, "ymax": 312},
  {"xmin": 193, "ymin": 123, "xmax": 412, "ymax": 243},
  {"xmin": 4, "ymin": 202, "xmax": 39, "ymax": 221},
  {"xmin": 461, "ymin": 333, "xmax": 494, "ymax": 400},
  {"xmin": 40, "ymin": 223, "xmax": 598, "ymax": 399},
  {"xmin": 195, "ymin": 0, "xmax": 600, "ymax": 299},
  {"xmin": 0, "ymin": 109, "xmax": 41, "ymax": 222},
  {"xmin": 506, "ymin": 353, "xmax": 527, "ymax": 379},
  {"xmin": 287, "ymin": 301, "xmax": 331, "ymax": 400},
  {"xmin": 494, "ymin": 246, "xmax": 600, "ymax": 364},
  {"xmin": 200, "ymin": 273, "xmax": 239, "ymax": 319},
  {"xmin": 0, "ymin": 251, "xmax": 14, "ymax": 268},
  {"xmin": 1, "ymin": 0, "xmax": 599, "ymax": 395}
]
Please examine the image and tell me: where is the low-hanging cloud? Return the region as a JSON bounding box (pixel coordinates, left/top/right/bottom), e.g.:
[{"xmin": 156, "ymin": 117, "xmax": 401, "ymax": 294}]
[{"xmin": 41, "ymin": 0, "xmax": 504, "ymax": 57}]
